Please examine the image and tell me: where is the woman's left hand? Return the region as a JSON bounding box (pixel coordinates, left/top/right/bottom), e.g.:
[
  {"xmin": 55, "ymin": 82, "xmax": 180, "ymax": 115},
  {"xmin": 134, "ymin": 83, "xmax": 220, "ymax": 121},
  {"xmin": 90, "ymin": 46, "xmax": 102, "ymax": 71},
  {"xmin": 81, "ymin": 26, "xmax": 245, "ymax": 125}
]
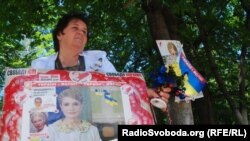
[{"xmin": 147, "ymin": 88, "xmax": 171, "ymax": 111}]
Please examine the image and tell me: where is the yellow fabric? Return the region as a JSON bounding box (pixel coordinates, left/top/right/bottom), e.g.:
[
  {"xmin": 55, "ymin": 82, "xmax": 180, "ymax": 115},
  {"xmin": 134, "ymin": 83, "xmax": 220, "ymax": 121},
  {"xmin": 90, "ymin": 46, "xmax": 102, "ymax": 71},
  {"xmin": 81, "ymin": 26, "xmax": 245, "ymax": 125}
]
[{"xmin": 171, "ymin": 63, "xmax": 198, "ymax": 96}]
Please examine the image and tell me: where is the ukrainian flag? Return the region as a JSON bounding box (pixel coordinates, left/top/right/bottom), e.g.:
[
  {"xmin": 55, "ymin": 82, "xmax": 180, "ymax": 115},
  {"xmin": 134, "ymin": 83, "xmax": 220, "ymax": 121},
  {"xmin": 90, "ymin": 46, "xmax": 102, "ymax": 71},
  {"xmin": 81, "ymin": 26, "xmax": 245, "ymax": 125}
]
[
  {"xmin": 104, "ymin": 91, "xmax": 118, "ymax": 106},
  {"xmin": 172, "ymin": 52, "xmax": 206, "ymax": 97}
]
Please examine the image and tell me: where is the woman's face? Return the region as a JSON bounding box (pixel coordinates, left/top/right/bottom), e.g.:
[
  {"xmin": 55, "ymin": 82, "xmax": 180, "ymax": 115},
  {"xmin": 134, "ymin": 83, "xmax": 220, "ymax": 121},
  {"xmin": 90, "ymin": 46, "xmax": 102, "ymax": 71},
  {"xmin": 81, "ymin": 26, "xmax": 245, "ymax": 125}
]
[
  {"xmin": 32, "ymin": 116, "xmax": 46, "ymax": 132},
  {"xmin": 57, "ymin": 19, "xmax": 88, "ymax": 54},
  {"xmin": 61, "ymin": 97, "xmax": 82, "ymax": 119},
  {"xmin": 34, "ymin": 99, "xmax": 42, "ymax": 108},
  {"xmin": 168, "ymin": 44, "xmax": 177, "ymax": 56},
  {"xmin": 169, "ymin": 47, "xmax": 175, "ymax": 55}
]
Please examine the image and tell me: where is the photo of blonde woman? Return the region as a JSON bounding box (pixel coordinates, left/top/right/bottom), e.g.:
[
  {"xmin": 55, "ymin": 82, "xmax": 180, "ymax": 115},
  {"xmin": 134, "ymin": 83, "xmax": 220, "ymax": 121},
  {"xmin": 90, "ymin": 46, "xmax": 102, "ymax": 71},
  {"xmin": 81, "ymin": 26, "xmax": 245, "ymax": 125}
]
[
  {"xmin": 30, "ymin": 112, "xmax": 48, "ymax": 134},
  {"xmin": 167, "ymin": 42, "xmax": 178, "ymax": 56},
  {"xmin": 45, "ymin": 87, "xmax": 101, "ymax": 141},
  {"xmin": 165, "ymin": 42, "xmax": 179, "ymax": 65}
]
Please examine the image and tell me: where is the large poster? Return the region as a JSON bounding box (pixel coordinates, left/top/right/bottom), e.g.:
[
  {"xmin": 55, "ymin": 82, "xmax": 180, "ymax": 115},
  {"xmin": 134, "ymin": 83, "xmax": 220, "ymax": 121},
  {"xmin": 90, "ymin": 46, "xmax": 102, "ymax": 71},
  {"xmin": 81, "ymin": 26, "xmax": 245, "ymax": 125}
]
[{"xmin": 1, "ymin": 68, "xmax": 154, "ymax": 141}]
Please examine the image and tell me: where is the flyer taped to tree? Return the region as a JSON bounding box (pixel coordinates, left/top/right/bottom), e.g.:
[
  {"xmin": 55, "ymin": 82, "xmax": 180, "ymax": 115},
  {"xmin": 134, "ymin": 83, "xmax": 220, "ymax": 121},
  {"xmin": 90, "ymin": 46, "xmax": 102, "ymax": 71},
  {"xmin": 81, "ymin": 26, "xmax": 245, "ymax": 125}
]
[
  {"xmin": 156, "ymin": 40, "xmax": 206, "ymax": 102},
  {"xmin": 1, "ymin": 68, "xmax": 155, "ymax": 141}
]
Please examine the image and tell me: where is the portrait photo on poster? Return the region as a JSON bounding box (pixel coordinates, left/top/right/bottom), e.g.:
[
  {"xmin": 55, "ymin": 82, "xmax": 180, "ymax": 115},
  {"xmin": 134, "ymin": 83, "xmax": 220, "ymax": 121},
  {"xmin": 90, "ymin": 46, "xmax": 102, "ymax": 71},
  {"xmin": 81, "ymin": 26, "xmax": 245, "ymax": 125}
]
[
  {"xmin": 29, "ymin": 111, "xmax": 49, "ymax": 141},
  {"xmin": 44, "ymin": 86, "xmax": 100, "ymax": 141},
  {"xmin": 45, "ymin": 86, "xmax": 124, "ymax": 141},
  {"xmin": 156, "ymin": 40, "xmax": 183, "ymax": 65}
]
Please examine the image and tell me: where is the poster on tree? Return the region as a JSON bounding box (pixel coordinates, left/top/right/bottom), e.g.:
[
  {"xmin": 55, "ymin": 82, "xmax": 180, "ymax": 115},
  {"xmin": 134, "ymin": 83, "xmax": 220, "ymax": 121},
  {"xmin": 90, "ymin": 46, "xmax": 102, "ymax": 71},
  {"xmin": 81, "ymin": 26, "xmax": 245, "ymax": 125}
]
[
  {"xmin": 1, "ymin": 68, "xmax": 155, "ymax": 141},
  {"xmin": 156, "ymin": 40, "xmax": 206, "ymax": 102}
]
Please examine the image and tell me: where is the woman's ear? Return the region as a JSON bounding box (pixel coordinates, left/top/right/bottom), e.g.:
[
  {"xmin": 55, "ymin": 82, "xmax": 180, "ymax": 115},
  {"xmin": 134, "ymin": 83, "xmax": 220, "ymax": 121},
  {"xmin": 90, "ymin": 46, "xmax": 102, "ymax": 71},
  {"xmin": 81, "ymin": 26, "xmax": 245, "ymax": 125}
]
[{"xmin": 57, "ymin": 33, "xmax": 62, "ymax": 41}]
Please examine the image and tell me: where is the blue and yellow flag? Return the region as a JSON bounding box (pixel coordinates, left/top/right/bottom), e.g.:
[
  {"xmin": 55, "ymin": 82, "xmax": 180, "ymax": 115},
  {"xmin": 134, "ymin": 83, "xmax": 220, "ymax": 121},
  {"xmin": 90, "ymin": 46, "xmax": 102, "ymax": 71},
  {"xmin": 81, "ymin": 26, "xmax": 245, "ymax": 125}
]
[
  {"xmin": 172, "ymin": 52, "xmax": 206, "ymax": 97},
  {"xmin": 104, "ymin": 90, "xmax": 118, "ymax": 106},
  {"xmin": 94, "ymin": 89, "xmax": 118, "ymax": 106}
]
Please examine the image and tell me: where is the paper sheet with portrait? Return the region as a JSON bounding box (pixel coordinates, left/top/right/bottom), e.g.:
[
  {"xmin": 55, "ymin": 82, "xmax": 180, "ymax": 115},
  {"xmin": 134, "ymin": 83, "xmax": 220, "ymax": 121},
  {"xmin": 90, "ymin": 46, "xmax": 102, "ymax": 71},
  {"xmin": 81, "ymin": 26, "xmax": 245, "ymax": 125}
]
[
  {"xmin": 156, "ymin": 40, "xmax": 206, "ymax": 102},
  {"xmin": 0, "ymin": 68, "xmax": 155, "ymax": 141}
]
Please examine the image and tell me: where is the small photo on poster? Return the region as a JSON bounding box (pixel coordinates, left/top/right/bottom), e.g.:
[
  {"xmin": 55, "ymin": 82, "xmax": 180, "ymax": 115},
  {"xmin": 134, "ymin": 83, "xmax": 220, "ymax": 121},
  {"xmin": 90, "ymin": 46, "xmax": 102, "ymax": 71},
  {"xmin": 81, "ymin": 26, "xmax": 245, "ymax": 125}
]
[
  {"xmin": 29, "ymin": 111, "xmax": 49, "ymax": 140},
  {"xmin": 156, "ymin": 40, "xmax": 183, "ymax": 65},
  {"xmin": 29, "ymin": 111, "xmax": 48, "ymax": 134},
  {"xmin": 30, "ymin": 97, "xmax": 44, "ymax": 112},
  {"xmin": 28, "ymin": 86, "xmax": 57, "ymax": 113}
]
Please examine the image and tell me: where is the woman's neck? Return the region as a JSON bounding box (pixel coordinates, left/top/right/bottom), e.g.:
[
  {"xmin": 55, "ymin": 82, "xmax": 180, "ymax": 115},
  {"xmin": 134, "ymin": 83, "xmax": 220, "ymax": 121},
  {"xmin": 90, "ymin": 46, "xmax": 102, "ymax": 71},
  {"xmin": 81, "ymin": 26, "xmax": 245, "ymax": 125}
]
[
  {"xmin": 62, "ymin": 117, "xmax": 81, "ymax": 125},
  {"xmin": 58, "ymin": 51, "xmax": 79, "ymax": 68}
]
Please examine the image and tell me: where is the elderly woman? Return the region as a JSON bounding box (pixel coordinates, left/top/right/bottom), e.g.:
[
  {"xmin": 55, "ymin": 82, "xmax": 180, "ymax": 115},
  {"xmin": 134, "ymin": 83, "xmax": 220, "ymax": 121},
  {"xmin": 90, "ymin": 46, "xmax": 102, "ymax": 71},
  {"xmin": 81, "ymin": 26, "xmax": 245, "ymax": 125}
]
[
  {"xmin": 30, "ymin": 112, "xmax": 48, "ymax": 134},
  {"xmin": 46, "ymin": 87, "xmax": 101, "ymax": 141}
]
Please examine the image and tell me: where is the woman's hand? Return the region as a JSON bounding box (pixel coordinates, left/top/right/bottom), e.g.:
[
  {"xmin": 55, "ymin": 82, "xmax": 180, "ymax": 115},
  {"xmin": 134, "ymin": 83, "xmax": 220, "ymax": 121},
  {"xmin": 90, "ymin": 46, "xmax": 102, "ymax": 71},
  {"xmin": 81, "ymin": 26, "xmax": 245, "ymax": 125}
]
[{"xmin": 147, "ymin": 87, "xmax": 171, "ymax": 111}]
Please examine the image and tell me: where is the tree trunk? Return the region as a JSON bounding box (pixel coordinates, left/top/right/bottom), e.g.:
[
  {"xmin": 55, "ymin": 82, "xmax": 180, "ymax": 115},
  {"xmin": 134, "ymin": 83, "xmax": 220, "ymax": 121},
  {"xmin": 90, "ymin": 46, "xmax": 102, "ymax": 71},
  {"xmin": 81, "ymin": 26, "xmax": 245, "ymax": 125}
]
[
  {"xmin": 193, "ymin": 0, "xmax": 249, "ymax": 124},
  {"xmin": 142, "ymin": 0, "xmax": 194, "ymax": 125},
  {"xmin": 192, "ymin": 87, "xmax": 215, "ymax": 124}
]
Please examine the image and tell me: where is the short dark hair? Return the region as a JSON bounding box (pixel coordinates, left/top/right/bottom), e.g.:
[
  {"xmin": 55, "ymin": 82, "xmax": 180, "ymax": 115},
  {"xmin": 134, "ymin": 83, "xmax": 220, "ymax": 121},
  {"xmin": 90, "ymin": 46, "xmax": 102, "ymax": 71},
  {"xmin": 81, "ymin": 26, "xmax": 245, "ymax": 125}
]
[{"xmin": 52, "ymin": 11, "xmax": 89, "ymax": 52}]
